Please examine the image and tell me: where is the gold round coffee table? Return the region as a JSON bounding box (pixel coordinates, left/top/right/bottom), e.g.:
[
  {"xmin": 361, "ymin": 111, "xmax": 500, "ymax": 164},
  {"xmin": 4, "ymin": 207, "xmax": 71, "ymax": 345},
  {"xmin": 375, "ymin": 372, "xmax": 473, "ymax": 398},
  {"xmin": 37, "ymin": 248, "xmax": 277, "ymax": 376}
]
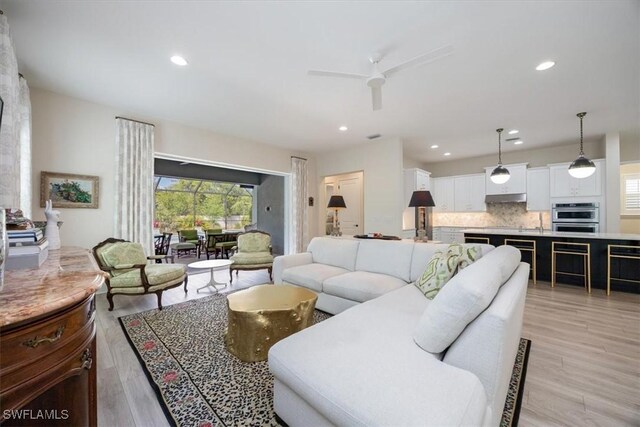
[{"xmin": 225, "ymin": 284, "xmax": 318, "ymax": 362}]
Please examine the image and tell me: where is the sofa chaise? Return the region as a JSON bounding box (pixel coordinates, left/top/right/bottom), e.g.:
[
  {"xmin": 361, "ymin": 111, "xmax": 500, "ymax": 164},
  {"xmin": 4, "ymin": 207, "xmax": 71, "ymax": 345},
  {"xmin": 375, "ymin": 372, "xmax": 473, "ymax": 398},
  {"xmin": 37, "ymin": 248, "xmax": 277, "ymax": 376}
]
[{"xmin": 269, "ymin": 237, "xmax": 529, "ymax": 426}]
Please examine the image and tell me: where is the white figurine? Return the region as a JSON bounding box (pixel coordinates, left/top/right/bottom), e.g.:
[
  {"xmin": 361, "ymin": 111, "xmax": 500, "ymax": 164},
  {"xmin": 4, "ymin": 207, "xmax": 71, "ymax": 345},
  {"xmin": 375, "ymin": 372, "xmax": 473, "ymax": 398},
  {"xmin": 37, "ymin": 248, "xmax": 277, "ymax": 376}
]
[{"xmin": 44, "ymin": 200, "xmax": 61, "ymax": 250}]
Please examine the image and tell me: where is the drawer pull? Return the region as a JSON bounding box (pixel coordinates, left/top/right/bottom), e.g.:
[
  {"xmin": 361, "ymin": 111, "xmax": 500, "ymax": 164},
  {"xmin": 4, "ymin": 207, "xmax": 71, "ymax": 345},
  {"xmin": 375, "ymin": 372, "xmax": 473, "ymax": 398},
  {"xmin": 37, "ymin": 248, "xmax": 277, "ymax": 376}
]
[
  {"xmin": 88, "ymin": 297, "xmax": 96, "ymax": 319},
  {"xmin": 81, "ymin": 348, "xmax": 93, "ymax": 370},
  {"xmin": 23, "ymin": 325, "xmax": 65, "ymax": 348}
]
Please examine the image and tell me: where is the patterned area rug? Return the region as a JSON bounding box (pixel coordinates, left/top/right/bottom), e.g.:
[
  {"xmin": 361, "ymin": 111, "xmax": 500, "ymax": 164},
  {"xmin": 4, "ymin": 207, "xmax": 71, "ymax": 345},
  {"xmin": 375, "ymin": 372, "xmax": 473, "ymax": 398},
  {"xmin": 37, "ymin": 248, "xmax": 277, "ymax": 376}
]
[{"xmin": 119, "ymin": 293, "xmax": 530, "ymax": 427}]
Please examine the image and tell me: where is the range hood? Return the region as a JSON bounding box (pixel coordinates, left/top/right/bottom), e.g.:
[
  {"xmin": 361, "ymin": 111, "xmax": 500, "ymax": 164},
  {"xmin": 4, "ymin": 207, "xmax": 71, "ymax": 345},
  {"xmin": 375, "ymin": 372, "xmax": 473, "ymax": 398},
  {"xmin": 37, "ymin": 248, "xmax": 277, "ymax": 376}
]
[{"xmin": 485, "ymin": 193, "xmax": 527, "ymax": 204}]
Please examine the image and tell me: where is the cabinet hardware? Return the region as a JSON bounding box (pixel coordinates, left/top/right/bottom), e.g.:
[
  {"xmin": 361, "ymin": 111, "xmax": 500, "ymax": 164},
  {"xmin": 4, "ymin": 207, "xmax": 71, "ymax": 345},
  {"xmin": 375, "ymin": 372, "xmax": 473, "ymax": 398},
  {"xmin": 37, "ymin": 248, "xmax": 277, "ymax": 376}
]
[
  {"xmin": 23, "ymin": 325, "xmax": 65, "ymax": 348},
  {"xmin": 88, "ymin": 297, "xmax": 96, "ymax": 319},
  {"xmin": 81, "ymin": 348, "xmax": 93, "ymax": 370}
]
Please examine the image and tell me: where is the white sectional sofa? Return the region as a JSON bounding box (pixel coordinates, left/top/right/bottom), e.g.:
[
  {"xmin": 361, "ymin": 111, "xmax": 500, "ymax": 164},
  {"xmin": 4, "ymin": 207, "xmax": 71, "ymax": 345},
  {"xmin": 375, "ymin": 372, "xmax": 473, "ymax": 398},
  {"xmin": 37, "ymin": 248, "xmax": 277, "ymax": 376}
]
[
  {"xmin": 269, "ymin": 237, "xmax": 529, "ymax": 426},
  {"xmin": 273, "ymin": 237, "xmax": 494, "ymax": 314}
]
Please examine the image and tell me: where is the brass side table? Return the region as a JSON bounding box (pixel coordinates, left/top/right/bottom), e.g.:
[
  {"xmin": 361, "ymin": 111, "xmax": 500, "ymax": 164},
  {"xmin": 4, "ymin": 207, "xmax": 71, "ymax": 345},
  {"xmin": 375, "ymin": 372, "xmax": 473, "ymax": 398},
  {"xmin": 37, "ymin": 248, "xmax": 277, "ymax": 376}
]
[{"xmin": 225, "ymin": 285, "xmax": 317, "ymax": 362}]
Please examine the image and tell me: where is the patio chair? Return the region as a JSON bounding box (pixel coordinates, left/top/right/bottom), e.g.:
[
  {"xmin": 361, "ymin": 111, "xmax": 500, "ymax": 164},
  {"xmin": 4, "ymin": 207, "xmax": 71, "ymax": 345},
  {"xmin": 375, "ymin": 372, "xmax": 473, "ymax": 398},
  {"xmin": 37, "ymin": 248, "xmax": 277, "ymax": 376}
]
[
  {"xmin": 177, "ymin": 229, "xmax": 201, "ymax": 258},
  {"xmin": 229, "ymin": 230, "xmax": 273, "ymax": 283},
  {"xmin": 152, "ymin": 232, "xmax": 174, "ymax": 263},
  {"xmin": 92, "ymin": 238, "xmax": 188, "ymax": 311}
]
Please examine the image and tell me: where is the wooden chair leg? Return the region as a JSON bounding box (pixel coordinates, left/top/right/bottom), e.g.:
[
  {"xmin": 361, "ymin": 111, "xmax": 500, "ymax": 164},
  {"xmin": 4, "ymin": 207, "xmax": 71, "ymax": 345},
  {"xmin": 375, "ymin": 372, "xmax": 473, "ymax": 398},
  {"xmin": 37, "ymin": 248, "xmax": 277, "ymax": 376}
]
[
  {"xmin": 183, "ymin": 275, "xmax": 188, "ymax": 293},
  {"xmin": 107, "ymin": 293, "xmax": 114, "ymax": 311},
  {"xmin": 156, "ymin": 291, "xmax": 163, "ymax": 310},
  {"xmin": 229, "ymin": 269, "xmax": 234, "ymax": 283},
  {"xmin": 269, "ymin": 267, "xmax": 273, "ymax": 281}
]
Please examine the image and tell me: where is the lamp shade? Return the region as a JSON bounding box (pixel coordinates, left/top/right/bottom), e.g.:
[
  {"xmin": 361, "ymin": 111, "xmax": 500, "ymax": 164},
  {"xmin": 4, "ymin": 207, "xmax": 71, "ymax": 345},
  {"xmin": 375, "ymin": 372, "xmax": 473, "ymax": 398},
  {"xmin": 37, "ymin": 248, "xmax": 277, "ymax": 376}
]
[
  {"xmin": 490, "ymin": 165, "xmax": 511, "ymax": 184},
  {"xmin": 568, "ymin": 155, "xmax": 596, "ymax": 178},
  {"xmin": 408, "ymin": 190, "xmax": 435, "ymax": 207},
  {"xmin": 327, "ymin": 195, "xmax": 347, "ymax": 209}
]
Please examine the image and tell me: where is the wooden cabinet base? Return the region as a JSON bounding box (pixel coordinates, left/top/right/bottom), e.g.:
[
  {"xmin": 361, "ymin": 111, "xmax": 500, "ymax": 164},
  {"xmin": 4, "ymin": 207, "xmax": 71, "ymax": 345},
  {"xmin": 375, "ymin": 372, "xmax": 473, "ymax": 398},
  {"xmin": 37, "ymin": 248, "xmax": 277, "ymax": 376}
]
[{"xmin": 1, "ymin": 296, "xmax": 97, "ymax": 427}]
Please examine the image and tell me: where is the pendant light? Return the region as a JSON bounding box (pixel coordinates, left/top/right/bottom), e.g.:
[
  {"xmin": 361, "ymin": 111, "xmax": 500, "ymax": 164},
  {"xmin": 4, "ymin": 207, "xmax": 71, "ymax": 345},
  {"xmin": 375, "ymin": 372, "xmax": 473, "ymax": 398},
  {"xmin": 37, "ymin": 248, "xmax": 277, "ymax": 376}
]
[
  {"xmin": 490, "ymin": 128, "xmax": 510, "ymax": 184},
  {"xmin": 568, "ymin": 112, "xmax": 596, "ymax": 179}
]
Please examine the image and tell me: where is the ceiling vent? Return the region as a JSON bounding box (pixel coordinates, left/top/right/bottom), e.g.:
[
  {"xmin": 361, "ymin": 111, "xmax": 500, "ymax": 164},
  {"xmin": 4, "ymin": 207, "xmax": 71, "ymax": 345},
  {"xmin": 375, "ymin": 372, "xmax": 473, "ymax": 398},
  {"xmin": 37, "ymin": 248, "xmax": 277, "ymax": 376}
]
[{"xmin": 366, "ymin": 134, "xmax": 382, "ymax": 140}]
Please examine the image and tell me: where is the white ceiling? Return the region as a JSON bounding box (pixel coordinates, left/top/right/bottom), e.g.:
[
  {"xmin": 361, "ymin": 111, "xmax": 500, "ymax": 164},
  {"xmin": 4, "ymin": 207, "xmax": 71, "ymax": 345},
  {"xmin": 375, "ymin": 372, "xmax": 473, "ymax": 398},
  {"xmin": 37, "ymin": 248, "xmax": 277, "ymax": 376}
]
[{"xmin": 3, "ymin": 1, "xmax": 639, "ymax": 162}]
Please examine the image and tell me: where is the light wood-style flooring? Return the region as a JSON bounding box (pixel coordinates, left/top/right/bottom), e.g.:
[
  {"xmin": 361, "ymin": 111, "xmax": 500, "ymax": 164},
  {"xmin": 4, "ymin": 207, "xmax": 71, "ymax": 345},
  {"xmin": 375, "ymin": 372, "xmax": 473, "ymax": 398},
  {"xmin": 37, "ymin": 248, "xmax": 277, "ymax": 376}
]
[{"xmin": 95, "ymin": 270, "xmax": 640, "ymax": 426}]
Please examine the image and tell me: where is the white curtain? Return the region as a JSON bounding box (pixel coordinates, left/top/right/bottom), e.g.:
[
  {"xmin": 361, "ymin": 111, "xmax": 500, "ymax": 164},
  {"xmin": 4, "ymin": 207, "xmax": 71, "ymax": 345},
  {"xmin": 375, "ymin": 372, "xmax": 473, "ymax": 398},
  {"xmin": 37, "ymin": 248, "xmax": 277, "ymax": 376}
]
[
  {"xmin": 0, "ymin": 13, "xmax": 21, "ymax": 209},
  {"xmin": 291, "ymin": 157, "xmax": 308, "ymax": 253},
  {"xmin": 19, "ymin": 76, "xmax": 31, "ymax": 218},
  {"xmin": 115, "ymin": 118, "xmax": 155, "ymax": 255}
]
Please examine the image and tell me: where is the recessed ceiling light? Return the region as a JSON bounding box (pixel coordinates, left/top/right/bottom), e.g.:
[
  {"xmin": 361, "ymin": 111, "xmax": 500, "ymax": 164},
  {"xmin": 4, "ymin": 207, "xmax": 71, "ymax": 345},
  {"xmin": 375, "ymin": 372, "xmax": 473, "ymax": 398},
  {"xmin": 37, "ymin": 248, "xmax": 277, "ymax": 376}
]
[
  {"xmin": 430, "ymin": 144, "xmax": 439, "ymax": 149},
  {"xmin": 536, "ymin": 61, "xmax": 555, "ymax": 71},
  {"xmin": 338, "ymin": 126, "xmax": 348, "ymax": 131},
  {"xmin": 170, "ymin": 55, "xmax": 188, "ymax": 66},
  {"xmin": 444, "ymin": 152, "xmax": 451, "ymax": 156},
  {"xmin": 508, "ymin": 130, "xmax": 519, "ymax": 135},
  {"xmin": 514, "ymin": 140, "xmax": 524, "ymax": 145}
]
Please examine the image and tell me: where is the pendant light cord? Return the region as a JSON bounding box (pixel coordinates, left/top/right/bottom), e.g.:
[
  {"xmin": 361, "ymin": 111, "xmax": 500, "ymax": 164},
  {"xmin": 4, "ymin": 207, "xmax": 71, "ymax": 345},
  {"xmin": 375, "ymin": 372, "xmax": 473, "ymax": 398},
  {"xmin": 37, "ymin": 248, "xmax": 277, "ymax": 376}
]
[
  {"xmin": 577, "ymin": 112, "xmax": 586, "ymax": 156},
  {"xmin": 496, "ymin": 128, "xmax": 504, "ymax": 165}
]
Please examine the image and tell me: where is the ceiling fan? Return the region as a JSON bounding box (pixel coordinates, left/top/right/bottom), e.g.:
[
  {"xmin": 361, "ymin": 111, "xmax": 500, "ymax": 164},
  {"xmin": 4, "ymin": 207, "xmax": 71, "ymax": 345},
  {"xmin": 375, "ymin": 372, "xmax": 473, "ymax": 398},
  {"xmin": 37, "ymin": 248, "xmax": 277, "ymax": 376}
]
[{"xmin": 308, "ymin": 45, "xmax": 453, "ymax": 111}]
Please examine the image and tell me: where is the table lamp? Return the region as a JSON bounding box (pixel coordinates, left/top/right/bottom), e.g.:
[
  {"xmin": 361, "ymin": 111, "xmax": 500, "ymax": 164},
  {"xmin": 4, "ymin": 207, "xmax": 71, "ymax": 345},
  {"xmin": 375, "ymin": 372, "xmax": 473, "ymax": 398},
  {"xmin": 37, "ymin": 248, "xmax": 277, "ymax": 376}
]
[
  {"xmin": 327, "ymin": 195, "xmax": 347, "ymax": 237},
  {"xmin": 408, "ymin": 190, "xmax": 435, "ymax": 241}
]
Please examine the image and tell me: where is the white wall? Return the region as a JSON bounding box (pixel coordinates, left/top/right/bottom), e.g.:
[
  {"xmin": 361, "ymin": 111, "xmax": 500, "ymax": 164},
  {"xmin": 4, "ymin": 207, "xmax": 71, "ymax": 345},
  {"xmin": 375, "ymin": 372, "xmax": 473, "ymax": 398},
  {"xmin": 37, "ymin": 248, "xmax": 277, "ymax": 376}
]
[
  {"xmin": 315, "ymin": 138, "xmax": 404, "ymax": 236},
  {"xmin": 30, "ymin": 88, "xmax": 312, "ymax": 249}
]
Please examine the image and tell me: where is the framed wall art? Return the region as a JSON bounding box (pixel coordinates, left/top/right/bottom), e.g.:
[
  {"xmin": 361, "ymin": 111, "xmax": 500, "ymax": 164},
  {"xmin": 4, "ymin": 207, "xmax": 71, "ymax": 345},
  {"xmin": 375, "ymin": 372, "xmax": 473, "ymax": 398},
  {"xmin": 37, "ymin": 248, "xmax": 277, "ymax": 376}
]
[{"xmin": 40, "ymin": 171, "xmax": 99, "ymax": 209}]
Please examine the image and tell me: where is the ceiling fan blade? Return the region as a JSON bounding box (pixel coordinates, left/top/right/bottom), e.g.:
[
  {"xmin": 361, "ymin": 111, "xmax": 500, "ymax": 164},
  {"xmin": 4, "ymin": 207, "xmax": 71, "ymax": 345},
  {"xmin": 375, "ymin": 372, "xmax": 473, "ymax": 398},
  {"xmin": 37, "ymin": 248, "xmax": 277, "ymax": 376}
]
[
  {"xmin": 371, "ymin": 86, "xmax": 382, "ymax": 111},
  {"xmin": 382, "ymin": 45, "xmax": 453, "ymax": 77},
  {"xmin": 307, "ymin": 70, "xmax": 368, "ymax": 80}
]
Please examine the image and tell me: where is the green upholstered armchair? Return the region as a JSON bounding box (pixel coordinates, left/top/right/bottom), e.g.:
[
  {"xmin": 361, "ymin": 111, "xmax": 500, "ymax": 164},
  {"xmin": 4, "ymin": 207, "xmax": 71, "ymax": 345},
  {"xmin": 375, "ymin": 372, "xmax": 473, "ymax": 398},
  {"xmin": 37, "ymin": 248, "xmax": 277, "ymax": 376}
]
[
  {"xmin": 92, "ymin": 238, "xmax": 188, "ymax": 311},
  {"xmin": 204, "ymin": 229, "xmax": 237, "ymax": 260},
  {"xmin": 229, "ymin": 230, "xmax": 273, "ymax": 283}
]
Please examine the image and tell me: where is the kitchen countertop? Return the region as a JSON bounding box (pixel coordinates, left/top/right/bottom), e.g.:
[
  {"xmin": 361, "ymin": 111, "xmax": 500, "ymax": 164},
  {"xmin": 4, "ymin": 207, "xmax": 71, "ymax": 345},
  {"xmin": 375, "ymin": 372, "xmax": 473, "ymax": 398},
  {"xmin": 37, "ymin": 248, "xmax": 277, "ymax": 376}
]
[
  {"xmin": 1, "ymin": 247, "xmax": 106, "ymax": 327},
  {"xmin": 462, "ymin": 228, "xmax": 640, "ymax": 241}
]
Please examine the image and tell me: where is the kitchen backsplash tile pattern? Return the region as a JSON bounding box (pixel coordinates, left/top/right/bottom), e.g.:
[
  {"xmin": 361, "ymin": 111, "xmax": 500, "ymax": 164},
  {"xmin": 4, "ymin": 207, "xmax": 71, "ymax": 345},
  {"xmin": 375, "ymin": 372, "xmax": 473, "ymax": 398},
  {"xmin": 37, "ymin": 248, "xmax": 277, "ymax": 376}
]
[{"xmin": 433, "ymin": 203, "xmax": 552, "ymax": 229}]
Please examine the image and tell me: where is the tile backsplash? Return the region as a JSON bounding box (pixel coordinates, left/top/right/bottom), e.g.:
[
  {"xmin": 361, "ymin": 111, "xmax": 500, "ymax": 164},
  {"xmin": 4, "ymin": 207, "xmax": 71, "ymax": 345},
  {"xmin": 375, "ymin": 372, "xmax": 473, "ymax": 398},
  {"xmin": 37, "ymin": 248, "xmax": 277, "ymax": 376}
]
[{"xmin": 433, "ymin": 203, "xmax": 552, "ymax": 229}]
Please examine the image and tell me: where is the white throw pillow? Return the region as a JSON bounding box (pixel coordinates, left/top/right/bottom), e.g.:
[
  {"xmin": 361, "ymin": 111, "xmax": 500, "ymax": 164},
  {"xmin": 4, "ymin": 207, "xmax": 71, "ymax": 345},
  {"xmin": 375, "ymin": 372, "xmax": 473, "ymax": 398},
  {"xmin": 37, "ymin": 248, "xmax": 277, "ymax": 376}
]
[{"xmin": 413, "ymin": 245, "xmax": 521, "ymax": 353}]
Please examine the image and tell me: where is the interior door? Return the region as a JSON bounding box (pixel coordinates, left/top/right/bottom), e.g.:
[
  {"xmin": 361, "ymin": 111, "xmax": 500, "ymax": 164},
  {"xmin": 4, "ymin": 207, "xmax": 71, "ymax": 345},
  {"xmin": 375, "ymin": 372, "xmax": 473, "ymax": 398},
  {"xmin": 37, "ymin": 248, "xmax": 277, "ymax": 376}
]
[
  {"xmin": 324, "ymin": 172, "xmax": 363, "ymax": 236},
  {"xmin": 337, "ymin": 176, "xmax": 362, "ymax": 235}
]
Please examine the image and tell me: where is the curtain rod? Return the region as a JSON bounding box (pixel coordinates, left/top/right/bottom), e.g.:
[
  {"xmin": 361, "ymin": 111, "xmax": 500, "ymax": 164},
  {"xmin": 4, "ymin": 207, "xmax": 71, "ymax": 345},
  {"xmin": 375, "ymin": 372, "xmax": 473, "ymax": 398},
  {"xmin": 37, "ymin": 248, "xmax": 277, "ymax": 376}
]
[
  {"xmin": 115, "ymin": 116, "xmax": 155, "ymax": 127},
  {"xmin": 291, "ymin": 155, "xmax": 307, "ymax": 161}
]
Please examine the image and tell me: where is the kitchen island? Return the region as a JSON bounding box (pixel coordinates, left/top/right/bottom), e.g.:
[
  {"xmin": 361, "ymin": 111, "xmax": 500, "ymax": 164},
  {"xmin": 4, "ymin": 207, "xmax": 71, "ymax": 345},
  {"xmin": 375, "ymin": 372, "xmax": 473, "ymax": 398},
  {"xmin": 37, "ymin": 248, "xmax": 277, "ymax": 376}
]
[{"xmin": 463, "ymin": 229, "xmax": 640, "ymax": 294}]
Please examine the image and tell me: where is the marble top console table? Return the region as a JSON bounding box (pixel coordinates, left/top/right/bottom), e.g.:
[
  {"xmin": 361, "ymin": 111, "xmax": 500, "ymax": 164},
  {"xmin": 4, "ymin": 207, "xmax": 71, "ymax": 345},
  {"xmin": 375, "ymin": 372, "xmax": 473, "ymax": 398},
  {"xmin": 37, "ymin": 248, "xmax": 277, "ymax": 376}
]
[{"xmin": 1, "ymin": 247, "xmax": 104, "ymax": 426}]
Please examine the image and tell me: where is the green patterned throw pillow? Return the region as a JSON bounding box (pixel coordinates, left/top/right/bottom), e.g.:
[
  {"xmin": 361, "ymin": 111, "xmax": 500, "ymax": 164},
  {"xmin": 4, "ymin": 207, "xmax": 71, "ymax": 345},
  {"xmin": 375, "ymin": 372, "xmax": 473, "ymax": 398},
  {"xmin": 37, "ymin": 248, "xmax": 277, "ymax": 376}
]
[
  {"xmin": 447, "ymin": 243, "xmax": 483, "ymax": 270},
  {"xmin": 414, "ymin": 244, "xmax": 482, "ymax": 299}
]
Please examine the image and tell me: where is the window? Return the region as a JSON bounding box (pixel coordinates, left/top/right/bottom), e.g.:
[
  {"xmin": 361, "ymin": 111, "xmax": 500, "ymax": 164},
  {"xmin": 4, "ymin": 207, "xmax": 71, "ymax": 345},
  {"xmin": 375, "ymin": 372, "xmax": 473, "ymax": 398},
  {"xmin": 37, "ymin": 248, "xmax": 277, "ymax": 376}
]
[
  {"xmin": 621, "ymin": 173, "xmax": 640, "ymax": 215},
  {"xmin": 154, "ymin": 176, "xmax": 253, "ymax": 233}
]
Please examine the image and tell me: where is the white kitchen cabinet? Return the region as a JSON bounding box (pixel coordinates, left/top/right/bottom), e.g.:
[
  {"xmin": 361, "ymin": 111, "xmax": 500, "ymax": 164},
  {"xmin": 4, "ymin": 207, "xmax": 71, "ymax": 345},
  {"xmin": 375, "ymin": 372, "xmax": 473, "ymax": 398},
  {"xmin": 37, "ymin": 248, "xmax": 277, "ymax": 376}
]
[
  {"xmin": 402, "ymin": 168, "xmax": 431, "ymax": 230},
  {"xmin": 526, "ymin": 167, "xmax": 550, "ymax": 211},
  {"xmin": 549, "ymin": 160, "xmax": 604, "ymax": 198},
  {"xmin": 432, "ymin": 177, "xmax": 455, "ymax": 212},
  {"xmin": 484, "ymin": 163, "xmax": 528, "ymax": 195},
  {"xmin": 433, "ymin": 227, "xmax": 465, "ymax": 244},
  {"xmin": 454, "ymin": 174, "xmax": 486, "ymax": 212}
]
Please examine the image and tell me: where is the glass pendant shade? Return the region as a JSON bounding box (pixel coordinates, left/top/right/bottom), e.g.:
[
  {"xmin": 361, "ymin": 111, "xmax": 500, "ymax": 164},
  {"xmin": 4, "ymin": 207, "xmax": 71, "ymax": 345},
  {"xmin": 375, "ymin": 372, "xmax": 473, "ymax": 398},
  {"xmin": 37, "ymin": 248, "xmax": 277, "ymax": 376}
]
[
  {"xmin": 490, "ymin": 128, "xmax": 510, "ymax": 184},
  {"xmin": 490, "ymin": 165, "xmax": 511, "ymax": 184},
  {"xmin": 568, "ymin": 155, "xmax": 596, "ymax": 178},
  {"xmin": 568, "ymin": 112, "xmax": 596, "ymax": 179}
]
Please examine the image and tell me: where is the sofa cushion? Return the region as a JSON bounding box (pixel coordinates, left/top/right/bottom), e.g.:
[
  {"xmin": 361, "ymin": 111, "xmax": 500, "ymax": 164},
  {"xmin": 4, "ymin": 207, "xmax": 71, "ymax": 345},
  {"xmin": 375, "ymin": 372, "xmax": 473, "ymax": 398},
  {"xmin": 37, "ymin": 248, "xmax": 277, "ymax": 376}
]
[
  {"xmin": 409, "ymin": 243, "xmax": 494, "ymax": 282},
  {"xmin": 414, "ymin": 247, "xmax": 461, "ymax": 299},
  {"xmin": 354, "ymin": 240, "xmax": 414, "ymax": 282},
  {"xmin": 307, "ymin": 237, "xmax": 359, "ymax": 271},
  {"xmin": 323, "ymin": 271, "xmax": 407, "ymax": 303},
  {"xmin": 269, "ymin": 285, "xmax": 488, "ymax": 426},
  {"xmin": 282, "ymin": 263, "xmax": 349, "ymax": 292},
  {"xmin": 413, "ymin": 245, "xmax": 521, "ymax": 353}
]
